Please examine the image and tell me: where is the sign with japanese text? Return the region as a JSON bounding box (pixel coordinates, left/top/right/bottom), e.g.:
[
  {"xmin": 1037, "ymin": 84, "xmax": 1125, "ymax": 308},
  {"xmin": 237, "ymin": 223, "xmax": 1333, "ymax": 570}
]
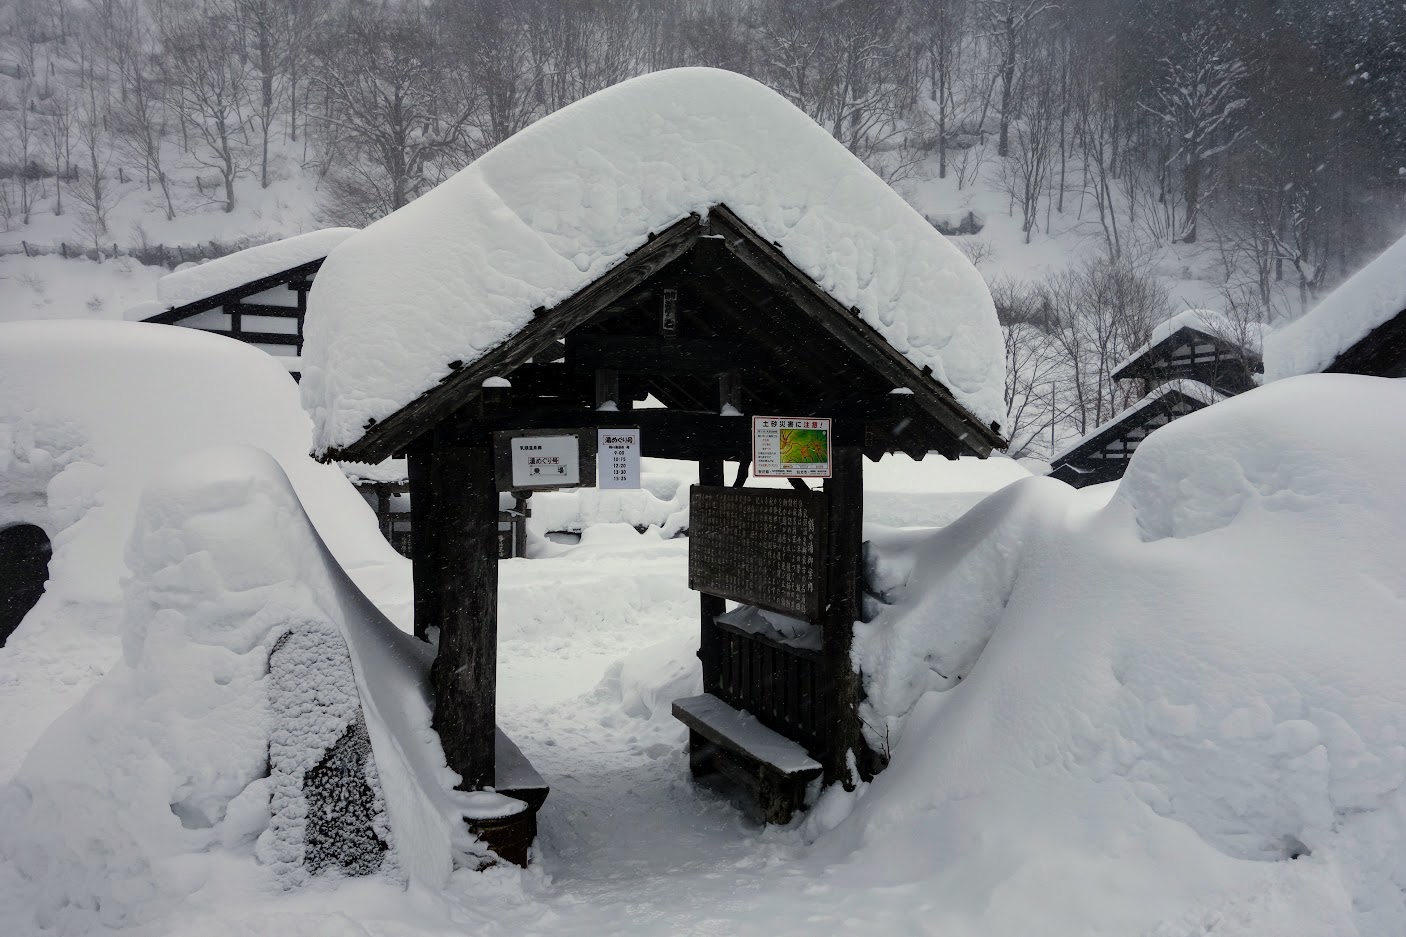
[
  {"xmin": 507, "ymin": 434, "xmax": 581, "ymax": 488},
  {"xmin": 688, "ymin": 486, "xmax": 827, "ymax": 621},
  {"xmin": 597, "ymin": 428, "xmax": 641, "ymax": 490},
  {"xmin": 752, "ymin": 416, "xmax": 832, "ymax": 478}
]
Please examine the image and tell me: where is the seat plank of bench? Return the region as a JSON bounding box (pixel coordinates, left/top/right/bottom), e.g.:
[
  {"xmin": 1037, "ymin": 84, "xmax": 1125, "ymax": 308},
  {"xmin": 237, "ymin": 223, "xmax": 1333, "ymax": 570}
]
[{"xmin": 672, "ymin": 693, "xmax": 821, "ymax": 777}]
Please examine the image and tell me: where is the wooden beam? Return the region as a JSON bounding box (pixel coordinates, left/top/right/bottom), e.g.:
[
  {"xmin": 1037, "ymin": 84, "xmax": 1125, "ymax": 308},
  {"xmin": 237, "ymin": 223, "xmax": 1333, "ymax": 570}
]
[
  {"xmin": 324, "ymin": 214, "xmax": 704, "ymax": 464},
  {"xmin": 566, "ymin": 334, "xmax": 764, "ymax": 373},
  {"xmin": 821, "ymin": 444, "xmax": 866, "ymax": 788},
  {"xmin": 142, "ymin": 257, "xmax": 327, "ymax": 325},
  {"xmin": 230, "ymin": 302, "xmax": 303, "ymax": 318},
  {"xmin": 428, "ymin": 442, "xmax": 499, "ymax": 791},
  {"xmin": 406, "ymin": 447, "xmax": 439, "ymax": 643},
  {"xmin": 594, "ymin": 369, "xmax": 620, "ymax": 409},
  {"xmin": 707, "ymin": 205, "xmax": 1004, "ymax": 455},
  {"xmin": 697, "ymin": 460, "xmax": 726, "ymax": 696},
  {"xmin": 451, "ymin": 409, "xmax": 752, "ymax": 461}
]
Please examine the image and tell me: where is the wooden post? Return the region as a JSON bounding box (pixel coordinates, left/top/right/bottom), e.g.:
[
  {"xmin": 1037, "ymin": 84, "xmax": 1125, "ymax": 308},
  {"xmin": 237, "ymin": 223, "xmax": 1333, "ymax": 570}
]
[
  {"xmin": 428, "ymin": 441, "xmax": 500, "ymax": 791},
  {"xmin": 697, "ymin": 459, "xmax": 725, "ymax": 696},
  {"xmin": 821, "ymin": 444, "xmax": 865, "ymax": 788},
  {"xmin": 595, "ymin": 369, "xmax": 619, "ymax": 410},
  {"xmin": 406, "ymin": 445, "xmax": 440, "ymax": 643},
  {"xmin": 719, "ymin": 371, "xmax": 741, "ymax": 414}
]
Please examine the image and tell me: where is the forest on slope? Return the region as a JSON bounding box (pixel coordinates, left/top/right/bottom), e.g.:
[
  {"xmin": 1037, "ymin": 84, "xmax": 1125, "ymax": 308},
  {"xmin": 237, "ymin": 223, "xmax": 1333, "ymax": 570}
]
[{"xmin": 2, "ymin": 0, "xmax": 1403, "ymax": 455}]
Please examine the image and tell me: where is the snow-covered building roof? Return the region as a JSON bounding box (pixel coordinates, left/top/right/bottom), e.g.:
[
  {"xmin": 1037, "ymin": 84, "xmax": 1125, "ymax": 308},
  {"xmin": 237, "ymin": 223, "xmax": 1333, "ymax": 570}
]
[
  {"xmin": 1048, "ymin": 381, "xmax": 1224, "ymax": 488},
  {"xmin": 156, "ymin": 228, "xmax": 357, "ymax": 311},
  {"xmin": 1263, "ymin": 232, "xmax": 1406, "ymax": 381},
  {"xmin": 301, "ymin": 68, "xmax": 1007, "ymax": 460},
  {"xmin": 1112, "ymin": 309, "xmax": 1261, "ymax": 397}
]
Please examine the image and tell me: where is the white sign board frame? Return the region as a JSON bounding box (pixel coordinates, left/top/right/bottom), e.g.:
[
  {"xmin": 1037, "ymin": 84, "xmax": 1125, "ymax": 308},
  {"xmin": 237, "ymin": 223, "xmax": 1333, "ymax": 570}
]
[
  {"xmin": 597, "ymin": 427, "xmax": 641, "ymax": 489},
  {"xmin": 752, "ymin": 416, "xmax": 832, "ymax": 479},
  {"xmin": 493, "ymin": 428, "xmax": 597, "ymax": 491}
]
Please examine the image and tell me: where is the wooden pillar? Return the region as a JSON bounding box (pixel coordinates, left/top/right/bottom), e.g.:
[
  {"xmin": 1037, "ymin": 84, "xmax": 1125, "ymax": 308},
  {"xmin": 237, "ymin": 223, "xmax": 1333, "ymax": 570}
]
[
  {"xmin": 406, "ymin": 446, "xmax": 440, "ymax": 643},
  {"xmin": 697, "ymin": 459, "xmax": 725, "ymax": 695},
  {"xmin": 427, "ymin": 442, "xmax": 500, "ymax": 791},
  {"xmin": 821, "ymin": 444, "xmax": 865, "ymax": 788}
]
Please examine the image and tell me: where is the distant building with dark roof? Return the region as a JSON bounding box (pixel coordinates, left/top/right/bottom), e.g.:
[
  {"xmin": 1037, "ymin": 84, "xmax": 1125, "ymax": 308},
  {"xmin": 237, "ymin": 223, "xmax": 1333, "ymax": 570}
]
[
  {"xmin": 1264, "ymin": 232, "xmax": 1406, "ymax": 381},
  {"xmin": 1048, "ymin": 381, "xmax": 1224, "ymax": 487},
  {"xmin": 134, "ymin": 228, "xmax": 356, "ymax": 380},
  {"xmin": 1111, "ymin": 309, "xmax": 1261, "ymax": 397}
]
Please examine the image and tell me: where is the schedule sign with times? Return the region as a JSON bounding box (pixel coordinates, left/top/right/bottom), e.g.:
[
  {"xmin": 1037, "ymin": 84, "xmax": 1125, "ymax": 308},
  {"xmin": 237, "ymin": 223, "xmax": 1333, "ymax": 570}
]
[
  {"xmin": 752, "ymin": 416, "xmax": 832, "ymax": 478},
  {"xmin": 597, "ymin": 427, "xmax": 641, "ymax": 489}
]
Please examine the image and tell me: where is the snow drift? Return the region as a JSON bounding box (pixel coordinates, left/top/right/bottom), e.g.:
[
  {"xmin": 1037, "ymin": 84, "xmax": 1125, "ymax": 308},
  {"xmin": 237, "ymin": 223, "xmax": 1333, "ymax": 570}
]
[
  {"xmin": 0, "ymin": 320, "xmax": 405, "ymax": 620},
  {"xmin": 0, "ymin": 446, "xmax": 491, "ymax": 932},
  {"xmin": 845, "ymin": 374, "xmax": 1406, "ymax": 934},
  {"xmin": 301, "ymin": 67, "xmax": 1006, "ymax": 454}
]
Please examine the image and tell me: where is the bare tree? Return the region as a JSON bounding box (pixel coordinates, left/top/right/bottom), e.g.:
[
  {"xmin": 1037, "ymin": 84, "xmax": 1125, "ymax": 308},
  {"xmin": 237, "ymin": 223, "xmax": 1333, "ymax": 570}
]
[
  {"xmin": 314, "ymin": 5, "xmax": 472, "ymax": 222},
  {"xmin": 70, "ymin": 40, "xmax": 123, "ymax": 255},
  {"xmin": 162, "ymin": 3, "xmax": 252, "ymax": 213},
  {"xmin": 977, "ymin": 0, "xmax": 1052, "ymax": 158},
  {"xmin": 1141, "ymin": 25, "xmax": 1248, "ymax": 244},
  {"xmin": 232, "ymin": 0, "xmax": 286, "ymax": 188}
]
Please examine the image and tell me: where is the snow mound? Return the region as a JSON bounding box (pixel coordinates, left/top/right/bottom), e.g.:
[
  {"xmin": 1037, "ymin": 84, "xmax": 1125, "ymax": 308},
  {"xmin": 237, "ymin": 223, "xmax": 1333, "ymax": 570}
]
[
  {"xmin": 0, "ymin": 446, "xmax": 494, "ymax": 931},
  {"xmin": 0, "ymin": 320, "xmax": 404, "ymax": 617},
  {"xmin": 301, "ymin": 68, "xmax": 1006, "ymax": 454},
  {"xmin": 156, "ymin": 228, "xmax": 356, "ymax": 309},
  {"xmin": 845, "ymin": 375, "xmax": 1406, "ymax": 934},
  {"xmin": 1263, "ymin": 232, "xmax": 1406, "ymax": 380}
]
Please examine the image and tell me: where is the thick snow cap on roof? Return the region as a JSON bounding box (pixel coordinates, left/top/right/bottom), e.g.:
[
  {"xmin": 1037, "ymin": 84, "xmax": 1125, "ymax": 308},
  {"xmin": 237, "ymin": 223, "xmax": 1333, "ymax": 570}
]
[
  {"xmin": 156, "ymin": 228, "xmax": 357, "ymax": 310},
  {"xmin": 301, "ymin": 68, "xmax": 1006, "ymax": 456},
  {"xmin": 1264, "ymin": 232, "xmax": 1406, "ymax": 381}
]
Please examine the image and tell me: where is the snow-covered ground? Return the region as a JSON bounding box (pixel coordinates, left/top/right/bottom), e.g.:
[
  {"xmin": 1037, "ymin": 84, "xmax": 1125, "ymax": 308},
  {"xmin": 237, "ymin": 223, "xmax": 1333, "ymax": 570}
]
[{"xmin": 3, "ymin": 317, "xmax": 1404, "ymax": 936}]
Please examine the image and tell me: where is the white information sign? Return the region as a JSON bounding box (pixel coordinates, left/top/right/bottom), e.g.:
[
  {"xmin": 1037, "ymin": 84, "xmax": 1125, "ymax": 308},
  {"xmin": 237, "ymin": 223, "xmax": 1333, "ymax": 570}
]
[
  {"xmin": 752, "ymin": 416, "xmax": 832, "ymax": 478},
  {"xmin": 597, "ymin": 428, "xmax": 641, "ymax": 489},
  {"xmin": 509, "ymin": 434, "xmax": 581, "ymax": 487}
]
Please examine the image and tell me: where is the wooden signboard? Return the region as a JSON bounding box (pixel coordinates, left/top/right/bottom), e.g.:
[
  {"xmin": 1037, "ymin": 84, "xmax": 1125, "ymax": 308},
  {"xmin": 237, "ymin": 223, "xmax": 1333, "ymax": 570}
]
[{"xmin": 688, "ymin": 486, "xmax": 827, "ymax": 622}]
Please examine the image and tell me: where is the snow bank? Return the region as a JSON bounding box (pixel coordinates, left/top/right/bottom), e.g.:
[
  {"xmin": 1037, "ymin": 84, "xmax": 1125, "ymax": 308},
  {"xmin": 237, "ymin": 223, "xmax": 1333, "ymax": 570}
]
[
  {"xmin": 1264, "ymin": 232, "xmax": 1406, "ymax": 380},
  {"xmin": 0, "ymin": 446, "xmax": 493, "ymax": 931},
  {"xmin": 0, "ymin": 320, "xmax": 404, "ymax": 618},
  {"xmin": 156, "ymin": 228, "xmax": 356, "ymax": 310},
  {"xmin": 301, "ymin": 68, "xmax": 1006, "ymax": 454},
  {"xmin": 843, "ymin": 375, "xmax": 1406, "ymax": 934}
]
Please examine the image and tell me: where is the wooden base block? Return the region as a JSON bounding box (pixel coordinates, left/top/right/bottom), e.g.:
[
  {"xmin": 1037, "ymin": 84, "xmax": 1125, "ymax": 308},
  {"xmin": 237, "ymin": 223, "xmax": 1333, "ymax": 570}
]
[{"xmin": 467, "ymin": 808, "xmax": 538, "ymax": 868}]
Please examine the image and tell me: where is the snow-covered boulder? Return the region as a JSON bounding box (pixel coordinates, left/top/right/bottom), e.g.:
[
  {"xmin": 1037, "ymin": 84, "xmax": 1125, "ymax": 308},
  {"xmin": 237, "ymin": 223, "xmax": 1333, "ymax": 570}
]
[{"xmin": 301, "ymin": 67, "xmax": 1006, "ymax": 455}]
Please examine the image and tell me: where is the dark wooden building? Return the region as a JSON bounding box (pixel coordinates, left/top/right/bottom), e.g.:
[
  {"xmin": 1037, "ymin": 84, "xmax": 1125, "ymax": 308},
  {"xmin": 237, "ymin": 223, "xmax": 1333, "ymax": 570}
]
[
  {"xmin": 1111, "ymin": 312, "xmax": 1261, "ymax": 398},
  {"xmin": 319, "ymin": 205, "xmax": 1006, "ymax": 860},
  {"xmin": 141, "ymin": 230, "xmax": 355, "ymax": 380},
  {"xmin": 1048, "ymin": 382, "xmax": 1222, "ymax": 487},
  {"xmin": 1318, "ymin": 305, "xmax": 1406, "ymax": 377},
  {"xmin": 1262, "ymin": 232, "xmax": 1406, "ymax": 381}
]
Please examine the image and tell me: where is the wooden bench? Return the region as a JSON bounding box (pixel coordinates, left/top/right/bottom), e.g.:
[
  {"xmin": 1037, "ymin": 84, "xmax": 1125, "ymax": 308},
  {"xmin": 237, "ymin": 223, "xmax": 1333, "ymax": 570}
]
[{"xmin": 672, "ymin": 693, "xmax": 822, "ymax": 824}]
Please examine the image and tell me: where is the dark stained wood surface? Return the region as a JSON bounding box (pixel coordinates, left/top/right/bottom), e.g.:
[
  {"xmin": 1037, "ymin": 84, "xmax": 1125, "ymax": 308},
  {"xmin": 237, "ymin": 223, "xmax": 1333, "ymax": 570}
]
[
  {"xmin": 427, "ymin": 443, "xmax": 500, "ymax": 791},
  {"xmin": 688, "ymin": 486, "xmax": 828, "ymax": 622}
]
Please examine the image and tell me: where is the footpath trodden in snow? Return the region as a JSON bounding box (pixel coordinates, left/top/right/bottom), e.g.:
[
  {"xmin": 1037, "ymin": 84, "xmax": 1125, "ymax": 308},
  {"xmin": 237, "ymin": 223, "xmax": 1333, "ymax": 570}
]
[{"xmin": 4, "ymin": 66, "xmax": 1406, "ymax": 937}]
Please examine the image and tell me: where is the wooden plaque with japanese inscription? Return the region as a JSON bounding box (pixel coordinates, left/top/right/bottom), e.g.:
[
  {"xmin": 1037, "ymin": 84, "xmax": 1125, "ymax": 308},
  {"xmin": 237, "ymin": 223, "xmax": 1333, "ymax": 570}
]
[{"xmin": 688, "ymin": 486, "xmax": 827, "ymax": 622}]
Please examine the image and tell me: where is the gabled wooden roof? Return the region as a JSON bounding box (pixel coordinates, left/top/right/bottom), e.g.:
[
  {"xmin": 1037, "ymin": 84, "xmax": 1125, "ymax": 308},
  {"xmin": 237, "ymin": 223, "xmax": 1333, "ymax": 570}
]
[
  {"xmin": 1112, "ymin": 323, "xmax": 1261, "ymax": 397},
  {"xmin": 325, "ymin": 205, "xmax": 1007, "ymax": 465},
  {"xmin": 1048, "ymin": 382, "xmax": 1222, "ymax": 488},
  {"xmin": 143, "ymin": 257, "xmax": 325, "ymax": 325}
]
